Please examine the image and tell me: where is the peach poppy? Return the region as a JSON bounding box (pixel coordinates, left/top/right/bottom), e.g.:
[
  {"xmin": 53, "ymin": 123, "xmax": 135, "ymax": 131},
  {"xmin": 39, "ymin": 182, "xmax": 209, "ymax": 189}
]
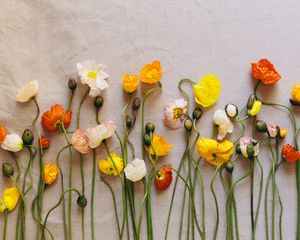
[
  {"xmin": 38, "ymin": 135, "xmax": 50, "ymax": 149},
  {"xmin": 0, "ymin": 125, "xmax": 7, "ymax": 145},
  {"xmin": 282, "ymin": 144, "xmax": 300, "ymax": 163},
  {"xmin": 41, "ymin": 104, "xmax": 72, "ymax": 132},
  {"xmin": 141, "ymin": 61, "xmax": 162, "ymax": 84},
  {"xmin": 71, "ymin": 129, "xmax": 91, "ymax": 154},
  {"xmin": 251, "ymin": 59, "xmax": 281, "ymax": 85}
]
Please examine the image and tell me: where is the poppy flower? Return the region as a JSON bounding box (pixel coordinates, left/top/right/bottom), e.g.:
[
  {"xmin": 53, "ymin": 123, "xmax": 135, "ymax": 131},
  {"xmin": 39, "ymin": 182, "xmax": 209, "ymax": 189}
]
[
  {"xmin": 290, "ymin": 84, "xmax": 300, "ymax": 106},
  {"xmin": 43, "ymin": 163, "xmax": 59, "ymax": 185},
  {"xmin": 41, "ymin": 104, "xmax": 72, "ymax": 132},
  {"xmin": 71, "ymin": 129, "xmax": 91, "ymax": 154},
  {"xmin": 1, "ymin": 133, "xmax": 23, "ymax": 152},
  {"xmin": 251, "ymin": 59, "xmax": 281, "ymax": 85},
  {"xmin": 98, "ymin": 152, "xmax": 124, "ymax": 176},
  {"xmin": 213, "ymin": 109, "xmax": 233, "ymax": 140},
  {"xmin": 163, "ymin": 99, "xmax": 188, "ymax": 129},
  {"xmin": 267, "ymin": 122, "xmax": 278, "ymax": 138},
  {"xmin": 0, "ymin": 125, "xmax": 7, "ymax": 145},
  {"xmin": 16, "ymin": 80, "xmax": 39, "ymax": 102},
  {"xmin": 282, "ymin": 144, "xmax": 300, "ymax": 163},
  {"xmin": 0, "ymin": 187, "xmax": 20, "ymax": 212},
  {"xmin": 248, "ymin": 100, "xmax": 262, "ymax": 116},
  {"xmin": 124, "ymin": 158, "xmax": 147, "ymax": 182},
  {"xmin": 146, "ymin": 134, "xmax": 173, "ymax": 157},
  {"xmin": 239, "ymin": 137, "xmax": 259, "ymax": 158},
  {"xmin": 38, "ymin": 135, "xmax": 50, "ymax": 149},
  {"xmin": 141, "ymin": 61, "xmax": 162, "ymax": 84},
  {"xmin": 155, "ymin": 165, "xmax": 173, "ymax": 191},
  {"xmin": 122, "ymin": 74, "xmax": 139, "ymax": 93}
]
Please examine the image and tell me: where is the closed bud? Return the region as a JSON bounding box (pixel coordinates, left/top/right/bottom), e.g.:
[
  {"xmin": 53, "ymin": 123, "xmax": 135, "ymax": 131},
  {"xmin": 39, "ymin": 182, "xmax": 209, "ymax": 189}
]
[
  {"xmin": 255, "ymin": 120, "xmax": 267, "ymax": 132},
  {"xmin": 247, "ymin": 144, "xmax": 255, "ymax": 159},
  {"xmin": 236, "ymin": 144, "xmax": 241, "ymax": 154},
  {"xmin": 2, "ymin": 162, "xmax": 14, "ymax": 177},
  {"xmin": 226, "ymin": 162, "xmax": 234, "ymax": 173},
  {"xmin": 132, "ymin": 97, "xmax": 141, "ymax": 111},
  {"xmin": 184, "ymin": 118, "xmax": 193, "ymax": 131},
  {"xmin": 225, "ymin": 104, "xmax": 238, "ymax": 118},
  {"xmin": 247, "ymin": 94, "xmax": 256, "ymax": 110},
  {"xmin": 126, "ymin": 115, "xmax": 132, "ymax": 129},
  {"xmin": 145, "ymin": 122, "xmax": 155, "ymax": 134},
  {"xmin": 192, "ymin": 108, "xmax": 203, "ymax": 120},
  {"xmin": 22, "ymin": 129, "xmax": 34, "ymax": 145},
  {"xmin": 94, "ymin": 96, "xmax": 103, "ymax": 109},
  {"xmin": 68, "ymin": 78, "xmax": 77, "ymax": 90},
  {"xmin": 77, "ymin": 195, "xmax": 87, "ymax": 208},
  {"xmin": 143, "ymin": 135, "xmax": 151, "ymax": 147}
]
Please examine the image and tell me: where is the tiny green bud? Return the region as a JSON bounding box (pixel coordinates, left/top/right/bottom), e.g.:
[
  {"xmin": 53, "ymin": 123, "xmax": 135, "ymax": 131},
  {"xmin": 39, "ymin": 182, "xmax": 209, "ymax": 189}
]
[
  {"xmin": 126, "ymin": 115, "xmax": 132, "ymax": 129},
  {"xmin": 226, "ymin": 162, "xmax": 234, "ymax": 173},
  {"xmin": 247, "ymin": 144, "xmax": 255, "ymax": 159},
  {"xmin": 132, "ymin": 97, "xmax": 141, "ymax": 111},
  {"xmin": 247, "ymin": 94, "xmax": 256, "ymax": 110},
  {"xmin": 192, "ymin": 108, "xmax": 203, "ymax": 120},
  {"xmin": 22, "ymin": 129, "xmax": 34, "ymax": 145},
  {"xmin": 2, "ymin": 163, "xmax": 14, "ymax": 177},
  {"xmin": 255, "ymin": 120, "xmax": 267, "ymax": 132},
  {"xmin": 184, "ymin": 118, "xmax": 193, "ymax": 131},
  {"xmin": 94, "ymin": 96, "xmax": 103, "ymax": 109},
  {"xmin": 77, "ymin": 195, "xmax": 87, "ymax": 208},
  {"xmin": 143, "ymin": 135, "xmax": 151, "ymax": 147},
  {"xmin": 236, "ymin": 144, "xmax": 241, "ymax": 154},
  {"xmin": 145, "ymin": 122, "xmax": 155, "ymax": 134},
  {"xmin": 68, "ymin": 78, "xmax": 77, "ymax": 90}
]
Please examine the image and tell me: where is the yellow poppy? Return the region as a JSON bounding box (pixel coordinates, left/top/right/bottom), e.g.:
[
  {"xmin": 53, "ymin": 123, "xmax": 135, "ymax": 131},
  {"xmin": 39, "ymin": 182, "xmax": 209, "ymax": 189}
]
[
  {"xmin": 122, "ymin": 74, "xmax": 139, "ymax": 93},
  {"xmin": 193, "ymin": 74, "xmax": 221, "ymax": 107},
  {"xmin": 147, "ymin": 134, "xmax": 173, "ymax": 157},
  {"xmin": 141, "ymin": 61, "xmax": 162, "ymax": 84},
  {"xmin": 0, "ymin": 187, "xmax": 20, "ymax": 212},
  {"xmin": 43, "ymin": 163, "xmax": 59, "ymax": 185},
  {"xmin": 197, "ymin": 137, "xmax": 234, "ymax": 167},
  {"xmin": 98, "ymin": 152, "xmax": 124, "ymax": 176},
  {"xmin": 248, "ymin": 100, "xmax": 262, "ymax": 116},
  {"xmin": 291, "ymin": 84, "xmax": 300, "ymax": 102}
]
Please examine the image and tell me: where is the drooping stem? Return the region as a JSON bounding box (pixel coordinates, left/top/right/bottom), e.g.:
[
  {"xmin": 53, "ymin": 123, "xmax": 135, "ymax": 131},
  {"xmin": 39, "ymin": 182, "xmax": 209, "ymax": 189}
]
[{"xmin": 210, "ymin": 168, "xmax": 220, "ymax": 240}]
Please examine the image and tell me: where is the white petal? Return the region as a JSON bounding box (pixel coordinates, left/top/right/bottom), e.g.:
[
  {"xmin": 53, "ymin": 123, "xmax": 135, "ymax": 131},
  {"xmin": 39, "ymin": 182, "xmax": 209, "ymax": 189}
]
[
  {"xmin": 124, "ymin": 158, "xmax": 147, "ymax": 182},
  {"xmin": 213, "ymin": 110, "xmax": 227, "ymax": 125},
  {"xmin": 86, "ymin": 127, "xmax": 104, "ymax": 148},
  {"xmin": 1, "ymin": 133, "xmax": 23, "ymax": 152},
  {"xmin": 96, "ymin": 79, "xmax": 109, "ymax": 91},
  {"xmin": 16, "ymin": 80, "xmax": 39, "ymax": 102}
]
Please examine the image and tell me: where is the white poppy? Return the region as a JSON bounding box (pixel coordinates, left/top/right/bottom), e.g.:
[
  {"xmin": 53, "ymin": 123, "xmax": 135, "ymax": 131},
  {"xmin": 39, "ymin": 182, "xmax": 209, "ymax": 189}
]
[
  {"xmin": 77, "ymin": 60, "xmax": 109, "ymax": 97},
  {"xmin": 124, "ymin": 158, "xmax": 147, "ymax": 182},
  {"xmin": 16, "ymin": 80, "xmax": 39, "ymax": 102},
  {"xmin": 213, "ymin": 109, "xmax": 233, "ymax": 140},
  {"xmin": 86, "ymin": 121, "xmax": 116, "ymax": 149},
  {"xmin": 163, "ymin": 99, "xmax": 188, "ymax": 129},
  {"xmin": 1, "ymin": 133, "xmax": 23, "ymax": 152}
]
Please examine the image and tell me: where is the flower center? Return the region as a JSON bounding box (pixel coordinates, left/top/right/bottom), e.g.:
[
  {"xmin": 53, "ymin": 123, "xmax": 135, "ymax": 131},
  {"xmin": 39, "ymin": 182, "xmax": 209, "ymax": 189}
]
[
  {"xmin": 87, "ymin": 71, "xmax": 97, "ymax": 79},
  {"xmin": 173, "ymin": 108, "xmax": 183, "ymax": 119}
]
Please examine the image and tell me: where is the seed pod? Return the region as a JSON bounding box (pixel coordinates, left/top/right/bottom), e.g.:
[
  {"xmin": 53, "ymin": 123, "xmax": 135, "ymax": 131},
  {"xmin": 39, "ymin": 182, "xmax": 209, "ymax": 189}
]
[
  {"xmin": 247, "ymin": 94, "xmax": 256, "ymax": 110},
  {"xmin": 77, "ymin": 195, "xmax": 87, "ymax": 208},
  {"xmin": 126, "ymin": 115, "xmax": 132, "ymax": 129},
  {"xmin": 22, "ymin": 129, "xmax": 34, "ymax": 145},
  {"xmin": 68, "ymin": 78, "xmax": 77, "ymax": 90},
  {"xmin": 132, "ymin": 97, "xmax": 141, "ymax": 111},
  {"xmin": 247, "ymin": 144, "xmax": 255, "ymax": 159},
  {"xmin": 192, "ymin": 108, "xmax": 203, "ymax": 120},
  {"xmin": 143, "ymin": 135, "xmax": 151, "ymax": 147},
  {"xmin": 226, "ymin": 162, "xmax": 234, "ymax": 173},
  {"xmin": 255, "ymin": 120, "xmax": 267, "ymax": 132},
  {"xmin": 184, "ymin": 118, "xmax": 193, "ymax": 131},
  {"xmin": 145, "ymin": 122, "xmax": 155, "ymax": 134},
  {"xmin": 94, "ymin": 96, "xmax": 104, "ymax": 109},
  {"xmin": 2, "ymin": 163, "xmax": 14, "ymax": 177},
  {"xmin": 236, "ymin": 144, "xmax": 241, "ymax": 154}
]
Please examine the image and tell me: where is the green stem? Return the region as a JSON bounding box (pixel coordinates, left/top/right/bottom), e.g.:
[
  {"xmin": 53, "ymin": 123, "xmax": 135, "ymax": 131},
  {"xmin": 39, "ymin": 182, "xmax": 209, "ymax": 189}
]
[
  {"xmin": 91, "ymin": 150, "xmax": 96, "ymax": 240},
  {"xmin": 3, "ymin": 210, "xmax": 8, "ymax": 240},
  {"xmin": 211, "ymin": 168, "xmax": 219, "ymax": 240}
]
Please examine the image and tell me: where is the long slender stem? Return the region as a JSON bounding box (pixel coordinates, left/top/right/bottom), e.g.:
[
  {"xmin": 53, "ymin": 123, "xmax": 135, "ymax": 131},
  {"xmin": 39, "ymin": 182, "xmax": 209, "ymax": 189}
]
[
  {"xmin": 3, "ymin": 210, "xmax": 8, "ymax": 240},
  {"xmin": 210, "ymin": 168, "xmax": 219, "ymax": 240},
  {"xmin": 91, "ymin": 150, "xmax": 96, "ymax": 240}
]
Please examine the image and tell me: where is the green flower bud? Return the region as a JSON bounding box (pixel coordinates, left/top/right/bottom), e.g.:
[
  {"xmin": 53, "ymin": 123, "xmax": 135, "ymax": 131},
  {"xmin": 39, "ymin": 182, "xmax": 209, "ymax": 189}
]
[
  {"xmin": 143, "ymin": 135, "xmax": 151, "ymax": 147},
  {"xmin": 68, "ymin": 78, "xmax": 77, "ymax": 90},
  {"xmin": 192, "ymin": 108, "xmax": 203, "ymax": 120},
  {"xmin": 247, "ymin": 94, "xmax": 256, "ymax": 110},
  {"xmin": 22, "ymin": 129, "xmax": 34, "ymax": 145},
  {"xmin": 2, "ymin": 163, "xmax": 14, "ymax": 177},
  {"xmin": 184, "ymin": 118, "xmax": 193, "ymax": 131},
  {"xmin": 145, "ymin": 122, "xmax": 155, "ymax": 134},
  {"xmin": 226, "ymin": 162, "xmax": 234, "ymax": 173},
  {"xmin": 255, "ymin": 120, "xmax": 267, "ymax": 132},
  {"xmin": 132, "ymin": 97, "xmax": 141, "ymax": 111},
  {"xmin": 94, "ymin": 96, "xmax": 103, "ymax": 109},
  {"xmin": 77, "ymin": 195, "xmax": 87, "ymax": 208},
  {"xmin": 247, "ymin": 144, "xmax": 255, "ymax": 159},
  {"xmin": 236, "ymin": 144, "xmax": 241, "ymax": 154},
  {"xmin": 126, "ymin": 115, "xmax": 132, "ymax": 129}
]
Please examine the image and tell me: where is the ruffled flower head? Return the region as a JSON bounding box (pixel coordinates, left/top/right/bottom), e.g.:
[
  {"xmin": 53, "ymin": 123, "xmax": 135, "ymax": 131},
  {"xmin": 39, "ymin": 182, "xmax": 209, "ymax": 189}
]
[
  {"xmin": 0, "ymin": 124, "xmax": 7, "ymax": 145},
  {"xmin": 124, "ymin": 158, "xmax": 147, "ymax": 182},
  {"xmin": 16, "ymin": 80, "xmax": 39, "ymax": 102},
  {"xmin": 71, "ymin": 129, "xmax": 91, "ymax": 154},
  {"xmin": 141, "ymin": 61, "xmax": 162, "ymax": 84},
  {"xmin": 267, "ymin": 122, "xmax": 278, "ymax": 138},
  {"xmin": 193, "ymin": 74, "xmax": 221, "ymax": 107},
  {"xmin": 239, "ymin": 137, "xmax": 259, "ymax": 158},
  {"xmin": 290, "ymin": 84, "xmax": 300, "ymax": 106},
  {"xmin": 38, "ymin": 135, "xmax": 50, "ymax": 149},
  {"xmin": 123, "ymin": 74, "xmax": 139, "ymax": 93},
  {"xmin": 213, "ymin": 109, "xmax": 233, "ymax": 140},
  {"xmin": 43, "ymin": 163, "xmax": 59, "ymax": 185},
  {"xmin": 1, "ymin": 133, "xmax": 23, "ymax": 152},
  {"xmin": 251, "ymin": 59, "xmax": 281, "ymax": 85},
  {"xmin": 163, "ymin": 99, "xmax": 188, "ymax": 129},
  {"xmin": 77, "ymin": 60, "xmax": 109, "ymax": 97},
  {"xmin": 98, "ymin": 153, "xmax": 124, "ymax": 176},
  {"xmin": 41, "ymin": 104, "xmax": 72, "ymax": 132},
  {"xmin": 248, "ymin": 100, "xmax": 262, "ymax": 116},
  {"xmin": 147, "ymin": 134, "xmax": 173, "ymax": 157},
  {"xmin": 197, "ymin": 137, "xmax": 234, "ymax": 167},
  {"xmin": 282, "ymin": 144, "xmax": 300, "ymax": 163},
  {"xmin": 0, "ymin": 187, "xmax": 20, "ymax": 212}
]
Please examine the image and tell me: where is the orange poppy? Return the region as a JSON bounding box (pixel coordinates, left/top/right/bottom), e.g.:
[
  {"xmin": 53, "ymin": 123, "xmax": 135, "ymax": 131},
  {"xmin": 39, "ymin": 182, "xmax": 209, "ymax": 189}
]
[
  {"xmin": 0, "ymin": 124, "xmax": 7, "ymax": 144},
  {"xmin": 41, "ymin": 104, "xmax": 72, "ymax": 132},
  {"xmin": 282, "ymin": 144, "xmax": 300, "ymax": 163},
  {"xmin": 38, "ymin": 135, "xmax": 50, "ymax": 149},
  {"xmin": 141, "ymin": 61, "xmax": 162, "ymax": 84},
  {"xmin": 251, "ymin": 59, "xmax": 281, "ymax": 85}
]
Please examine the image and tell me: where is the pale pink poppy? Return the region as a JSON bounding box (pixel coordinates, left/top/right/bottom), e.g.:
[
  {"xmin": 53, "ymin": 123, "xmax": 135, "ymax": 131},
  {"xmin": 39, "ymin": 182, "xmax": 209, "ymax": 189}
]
[
  {"xmin": 267, "ymin": 122, "xmax": 278, "ymax": 138},
  {"xmin": 163, "ymin": 99, "xmax": 188, "ymax": 129},
  {"xmin": 71, "ymin": 129, "xmax": 91, "ymax": 154}
]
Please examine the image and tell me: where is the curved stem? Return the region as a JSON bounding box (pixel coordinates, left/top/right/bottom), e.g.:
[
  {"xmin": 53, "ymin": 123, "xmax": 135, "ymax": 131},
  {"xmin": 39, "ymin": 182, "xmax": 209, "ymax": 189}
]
[{"xmin": 210, "ymin": 168, "xmax": 220, "ymax": 240}]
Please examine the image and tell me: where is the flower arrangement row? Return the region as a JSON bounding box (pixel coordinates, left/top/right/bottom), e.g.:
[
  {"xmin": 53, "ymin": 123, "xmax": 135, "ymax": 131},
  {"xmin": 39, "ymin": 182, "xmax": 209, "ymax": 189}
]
[{"xmin": 0, "ymin": 58, "xmax": 299, "ymax": 240}]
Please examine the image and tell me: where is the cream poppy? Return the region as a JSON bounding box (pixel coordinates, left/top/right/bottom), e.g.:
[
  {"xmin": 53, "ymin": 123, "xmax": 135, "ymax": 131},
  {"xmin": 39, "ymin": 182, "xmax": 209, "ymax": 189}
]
[
  {"xmin": 86, "ymin": 121, "xmax": 116, "ymax": 148},
  {"xmin": 213, "ymin": 109, "xmax": 233, "ymax": 140},
  {"xmin": 1, "ymin": 133, "xmax": 23, "ymax": 152},
  {"xmin": 124, "ymin": 158, "xmax": 147, "ymax": 182},
  {"xmin": 16, "ymin": 80, "xmax": 39, "ymax": 102}
]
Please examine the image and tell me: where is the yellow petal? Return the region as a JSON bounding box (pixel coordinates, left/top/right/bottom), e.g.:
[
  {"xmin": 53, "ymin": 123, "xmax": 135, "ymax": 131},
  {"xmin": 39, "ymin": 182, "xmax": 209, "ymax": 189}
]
[
  {"xmin": 0, "ymin": 187, "xmax": 20, "ymax": 212},
  {"xmin": 197, "ymin": 137, "xmax": 218, "ymax": 164},
  {"xmin": 248, "ymin": 100, "xmax": 262, "ymax": 116},
  {"xmin": 216, "ymin": 140, "xmax": 234, "ymax": 165},
  {"xmin": 148, "ymin": 134, "xmax": 172, "ymax": 156}
]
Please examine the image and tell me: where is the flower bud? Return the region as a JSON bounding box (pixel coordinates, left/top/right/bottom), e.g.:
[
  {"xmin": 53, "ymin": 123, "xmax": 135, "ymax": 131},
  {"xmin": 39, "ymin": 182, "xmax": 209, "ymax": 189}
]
[
  {"xmin": 192, "ymin": 108, "xmax": 203, "ymax": 120},
  {"xmin": 184, "ymin": 118, "xmax": 193, "ymax": 131},
  {"xmin": 255, "ymin": 120, "xmax": 267, "ymax": 132},
  {"xmin": 2, "ymin": 162, "xmax": 14, "ymax": 177},
  {"xmin": 247, "ymin": 144, "xmax": 255, "ymax": 159},
  {"xmin": 236, "ymin": 144, "xmax": 241, "ymax": 154},
  {"xmin": 22, "ymin": 129, "xmax": 34, "ymax": 145},
  {"xmin": 68, "ymin": 78, "xmax": 77, "ymax": 91},
  {"xmin": 145, "ymin": 122, "xmax": 155, "ymax": 134},
  {"xmin": 225, "ymin": 104, "xmax": 238, "ymax": 118},
  {"xmin": 247, "ymin": 94, "xmax": 256, "ymax": 110},
  {"xmin": 94, "ymin": 96, "xmax": 103, "ymax": 109},
  {"xmin": 77, "ymin": 195, "xmax": 87, "ymax": 208},
  {"xmin": 132, "ymin": 97, "xmax": 141, "ymax": 111},
  {"xmin": 279, "ymin": 128, "xmax": 287, "ymax": 138},
  {"xmin": 126, "ymin": 115, "xmax": 132, "ymax": 129},
  {"xmin": 143, "ymin": 135, "xmax": 151, "ymax": 147},
  {"xmin": 226, "ymin": 162, "xmax": 234, "ymax": 173}
]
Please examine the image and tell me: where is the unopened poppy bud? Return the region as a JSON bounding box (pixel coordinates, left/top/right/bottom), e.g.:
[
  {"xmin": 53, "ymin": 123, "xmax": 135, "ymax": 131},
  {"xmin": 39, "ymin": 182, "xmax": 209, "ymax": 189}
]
[
  {"xmin": 247, "ymin": 94, "xmax": 256, "ymax": 110},
  {"xmin": 279, "ymin": 128, "xmax": 287, "ymax": 138},
  {"xmin": 22, "ymin": 129, "xmax": 34, "ymax": 145},
  {"xmin": 184, "ymin": 118, "xmax": 193, "ymax": 131},
  {"xmin": 225, "ymin": 104, "xmax": 238, "ymax": 118},
  {"xmin": 2, "ymin": 162, "xmax": 14, "ymax": 177},
  {"xmin": 192, "ymin": 108, "xmax": 203, "ymax": 120},
  {"xmin": 77, "ymin": 195, "xmax": 87, "ymax": 208},
  {"xmin": 255, "ymin": 120, "xmax": 267, "ymax": 132},
  {"xmin": 143, "ymin": 135, "xmax": 151, "ymax": 146},
  {"xmin": 145, "ymin": 122, "xmax": 155, "ymax": 134},
  {"xmin": 126, "ymin": 115, "xmax": 132, "ymax": 129},
  {"xmin": 94, "ymin": 96, "xmax": 103, "ymax": 109},
  {"xmin": 226, "ymin": 162, "xmax": 234, "ymax": 173},
  {"xmin": 132, "ymin": 97, "xmax": 141, "ymax": 111},
  {"xmin": 236, "ymin": 144, "xmax": 241, "ymax": 154},
  {"xmin": 247, "ymin": 144, "xmax": 255, "ymax": 159},
  {"xmin": 68, "ymin": 78, "xmax": 77, "ymax": 91}
]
